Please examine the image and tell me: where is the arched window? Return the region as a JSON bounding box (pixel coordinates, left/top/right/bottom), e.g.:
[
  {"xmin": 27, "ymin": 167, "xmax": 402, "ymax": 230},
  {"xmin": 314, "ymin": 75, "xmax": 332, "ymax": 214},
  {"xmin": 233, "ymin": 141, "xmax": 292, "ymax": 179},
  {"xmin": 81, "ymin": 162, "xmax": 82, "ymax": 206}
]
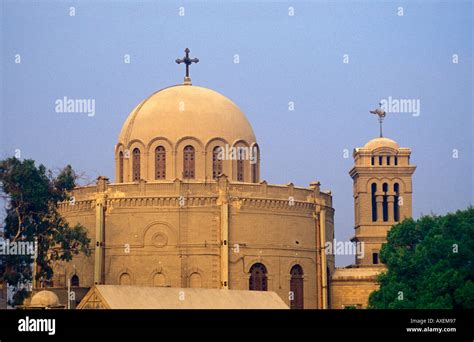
[
  {"xmin": 387, "ymin": 156, "xmax": 391, "ymax": 165},
  {"xmin": 290, "ymin": 265, "xmax": 304, "ymax": 309},
  {"xmin": 395, "ymin": 156, "xmax": 398, "ymax": 165},
  {"xmin": 132, "ymin": 148, "xmax": 140, "ymax": 181},
  {"xmin": 183, "ymin": 145, "xmax": 195, "ymax": 179},
  {"xmin": 237, "ymin": 148, "xmax": 244, "ymax": 182},
  {"xmin": 189, "ymin": 273, "xmax": 202, "ymax": 288},
  {"xmin": 119, "ymin": 151, "xmax": 124, "ymax": 183},
  {"xmin": 155, "ymin": 146, "xmax": 166, "ymax": 180},
  {"xmin": 382, "ymin": 183, "xmax": 388, "ymax": 222},
  {"xmin": 71, "ymin": 275, "xmax": 79, "ymax": 287},
  {"xmin": 371, "ymin": 183, "xmax": 377, "ymax": 222},
  {"xmin": 212, "ymin": 146, "xmax": 223, "ymax": 179},
  {"xmin": 379, "ymin": 156, "xmax": 383, "ymax": 165},
  {"xmin": 249, "ymin": 263, "xmax": 267, "ymax": 291},
  {"xmin": 251, "ymin": 145, "xmax": 259, "ymax": 183},
  {"xmin": 394, "ymin": 183, "xmax": 400, "ymax": 222},
  {"xmin": 119, "ymin": 273, "xmax": 131, "ymax": 285},
  {"xmin": 371, "ymin": 156, "xmax": 375, "ymax": 166},
  {"xmin": 153, "ymin": 273, "xmax": 166, "ymax": 287}
]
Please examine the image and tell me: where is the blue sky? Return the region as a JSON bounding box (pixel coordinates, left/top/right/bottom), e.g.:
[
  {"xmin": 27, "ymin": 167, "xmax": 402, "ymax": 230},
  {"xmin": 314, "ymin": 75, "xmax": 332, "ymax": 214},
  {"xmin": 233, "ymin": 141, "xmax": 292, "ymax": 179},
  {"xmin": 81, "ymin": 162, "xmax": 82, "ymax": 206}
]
[{"xmin": 1, "ymin": 0, "xmax": 472, "ymax": 266}]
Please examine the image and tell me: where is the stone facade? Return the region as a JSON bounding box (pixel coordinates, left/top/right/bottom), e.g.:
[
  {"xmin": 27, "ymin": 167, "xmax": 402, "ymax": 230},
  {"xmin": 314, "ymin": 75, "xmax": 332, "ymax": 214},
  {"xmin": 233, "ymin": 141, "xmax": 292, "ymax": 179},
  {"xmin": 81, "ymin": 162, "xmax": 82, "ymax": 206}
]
[{"xmin": 53, "ymin": 176, "xmax": 335, "ymax": 309}]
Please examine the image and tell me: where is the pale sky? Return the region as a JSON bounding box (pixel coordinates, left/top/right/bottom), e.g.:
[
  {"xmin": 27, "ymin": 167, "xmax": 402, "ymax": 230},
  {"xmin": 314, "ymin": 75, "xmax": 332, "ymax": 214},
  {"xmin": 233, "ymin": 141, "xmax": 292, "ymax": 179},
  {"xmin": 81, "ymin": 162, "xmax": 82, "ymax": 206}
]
[{"xmin": 1, "ymin": 0, "xmax": 472, "ymax": 266}]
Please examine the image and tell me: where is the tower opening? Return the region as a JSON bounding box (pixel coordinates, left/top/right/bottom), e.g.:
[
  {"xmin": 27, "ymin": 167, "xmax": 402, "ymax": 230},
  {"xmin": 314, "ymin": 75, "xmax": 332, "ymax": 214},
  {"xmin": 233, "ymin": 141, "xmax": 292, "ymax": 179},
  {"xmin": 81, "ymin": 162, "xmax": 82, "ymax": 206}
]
[
  {"xmin": 371, "ymin": 183, "xmax": 377, "ymax": 222},
  {"xmin": 382, "ymin": 183, "xmax": 388, "ymax": 222}
]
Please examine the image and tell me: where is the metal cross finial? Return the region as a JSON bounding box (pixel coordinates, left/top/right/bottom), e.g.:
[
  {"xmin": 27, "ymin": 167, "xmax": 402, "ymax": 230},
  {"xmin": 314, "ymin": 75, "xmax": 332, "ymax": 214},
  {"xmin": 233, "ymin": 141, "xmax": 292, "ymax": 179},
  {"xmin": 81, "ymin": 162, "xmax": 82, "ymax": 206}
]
[
  {"xmin": 175, "ymin": 48, "xmax": 199, "ymax": 80},
  {"xmin": 370, "ymin": 103, "xmax": 387, "ymax": 138}
]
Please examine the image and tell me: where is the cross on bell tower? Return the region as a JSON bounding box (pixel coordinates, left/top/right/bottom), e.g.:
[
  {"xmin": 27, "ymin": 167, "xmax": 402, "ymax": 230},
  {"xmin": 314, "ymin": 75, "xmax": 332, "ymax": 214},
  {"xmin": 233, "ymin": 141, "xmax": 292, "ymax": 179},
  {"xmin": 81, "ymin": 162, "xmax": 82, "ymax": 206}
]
[
  {"xmin": 370, "ymin": 103, "xmax": 387, "ymax": 138},
  {"xmin": 176, "ymin": 48, "xmax": 199, "ymax": 85}
]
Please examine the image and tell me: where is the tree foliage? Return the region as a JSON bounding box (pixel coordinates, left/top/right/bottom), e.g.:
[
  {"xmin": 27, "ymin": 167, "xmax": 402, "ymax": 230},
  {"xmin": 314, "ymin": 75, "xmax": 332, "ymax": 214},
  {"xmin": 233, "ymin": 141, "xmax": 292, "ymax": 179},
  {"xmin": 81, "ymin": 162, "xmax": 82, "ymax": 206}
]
[
  {"xmin": 369, "ymin": 207, "xmax": 474, "ymax": 309},
  {"xmin": 0, "ymin": 158, "xmax": 90, "ymax": 305}
]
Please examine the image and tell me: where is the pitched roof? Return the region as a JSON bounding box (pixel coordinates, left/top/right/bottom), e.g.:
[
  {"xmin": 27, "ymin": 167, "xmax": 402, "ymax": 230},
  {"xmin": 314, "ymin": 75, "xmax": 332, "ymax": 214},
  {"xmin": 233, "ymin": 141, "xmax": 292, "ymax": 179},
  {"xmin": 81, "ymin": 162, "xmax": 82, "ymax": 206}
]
[{"xmin": 77, "ymin": 285, "xmax": 288, "ymax": 309}]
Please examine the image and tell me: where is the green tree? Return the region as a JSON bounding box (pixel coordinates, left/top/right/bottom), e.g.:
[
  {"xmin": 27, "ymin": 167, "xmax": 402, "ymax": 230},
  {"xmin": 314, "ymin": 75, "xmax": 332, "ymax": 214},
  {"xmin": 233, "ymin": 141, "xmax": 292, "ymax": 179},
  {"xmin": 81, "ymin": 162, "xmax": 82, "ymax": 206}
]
[
  {"xmin": 0, "ymin": 158, "xmax": 90, "ymax": 305},
  {"xmin": 369, "ymin": 207, "xmax": 474, "ymax": 309}
]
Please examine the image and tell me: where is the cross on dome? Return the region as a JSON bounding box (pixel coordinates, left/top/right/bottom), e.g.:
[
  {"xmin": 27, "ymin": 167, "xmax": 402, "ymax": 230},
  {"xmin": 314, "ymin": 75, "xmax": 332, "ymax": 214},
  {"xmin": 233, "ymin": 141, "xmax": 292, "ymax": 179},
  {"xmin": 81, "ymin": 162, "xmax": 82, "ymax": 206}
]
[{"xmin": 175, "ymin": 48, "xmax": 199, "ymax": 85}]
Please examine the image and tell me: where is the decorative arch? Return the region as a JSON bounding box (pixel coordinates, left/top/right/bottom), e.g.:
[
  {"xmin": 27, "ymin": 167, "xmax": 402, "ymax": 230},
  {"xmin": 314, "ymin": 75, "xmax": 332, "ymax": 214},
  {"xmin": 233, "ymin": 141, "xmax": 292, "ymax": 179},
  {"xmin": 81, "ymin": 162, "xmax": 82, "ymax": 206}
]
[
  {"xmin": 175, "ymin": 136, "xmax": 204, "ymax": 150},
  {"xmin": 204, "ymin": 137, "xmax": 230, "ymax": 152},
  {"xmin": 132, "ymin": 148, "xmax": 141, "ymax": 181},
  {"xmin": 176, "ymin": 137, "xmax": 204, "ymax": 179},
  {"xmin": 154, "ymin": 146, "xmax": 166, "ymax": 179},
  {"xmin": 290, "ymin": 264, "xmax": 304, "ymax": 309},
  {"xmin": 183, "ymin": 145, "xmax": 195, "ymax": 179},
  {"xmin": 371, "ymin": 147, "xmax": 398, "ymax": 155},
  {"xmin": 140, "ymin": 221, "xmax": 177, "ymax": 248},
  {"xmin": 127, "ymin": 140, "xmax": 146, "ymax": 182},
  {"xmin": 212, "ymin": 146, "xmax": 223, "ymax": 179},
  {"xmin": 118, "ymin": 151, "xmax": 124, "ymax": 183},
  {"xmin": 189, "ymin": 273, "xmax": 202, "ymax": 288},
  {"xmin": 232, "ymin": 140, "xmax": 251, "ymax": 183},
  {"xmin": 70, "ymin": 274, "xmax": 79, "ymax": 287},
  {"xmin": 150, "ymin": 269, "xmax": 167, "ymax": 287},
  {"xmin": 147, "ymin": 137, "xmax": 174, "ymax": 181},
  {"xmin": 382, "ymin": 182, "xmax": 389, "ymax": 221},
  {"xmin": 394, "ymin": 182, "xmax": 400, "ymax": 222},
  {"xmin": 146, "ymin": 136, "xmax": 174, "ymax": 151},
  {"xmin": 371, "ymin": 182, "xmax": 377, "ymax": 222},
  {"xmin": 205, "ymin": 137, "xmax": 230, "ymax": 180},
  {"xmin": 118, "ymin": 269, "xmax": 133, "ymax": 285},
  {"xmin": 250, "ymin": 142, "xmax": 260, "ymax": 183},
  {"xmin": 249, "ymin": 263, "xmax": 268, "ymax": 291},
  {"xmin": 126, "ymin": 139, "xmax": 146, "ymax": 151},
  {"xmin": 115, "ymin": 143, "xmax": 126, "ymax": 183}
]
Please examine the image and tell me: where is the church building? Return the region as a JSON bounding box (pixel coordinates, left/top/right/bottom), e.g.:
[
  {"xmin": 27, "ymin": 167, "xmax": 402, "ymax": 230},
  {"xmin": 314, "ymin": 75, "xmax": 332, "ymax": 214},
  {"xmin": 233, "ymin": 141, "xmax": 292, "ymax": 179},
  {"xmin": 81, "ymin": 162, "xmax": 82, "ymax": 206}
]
[{"xmin": 37, "ymin": 49, "xmax": 415, "ymax": 309}]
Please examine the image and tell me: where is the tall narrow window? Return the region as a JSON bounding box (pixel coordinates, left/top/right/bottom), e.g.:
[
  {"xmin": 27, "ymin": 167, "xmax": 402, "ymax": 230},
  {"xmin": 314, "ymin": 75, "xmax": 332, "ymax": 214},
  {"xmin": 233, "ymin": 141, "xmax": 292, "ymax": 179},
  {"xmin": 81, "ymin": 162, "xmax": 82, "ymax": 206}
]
[
  {"xmin": 251, "ymin": 145, "xmax": 259, "ymax": 183},
  {"xmin": 372, "ymin": 253, "xmax": 379, "ymax": 265},
  {"xmin": 212, "ymin": 146, "xmax": 223, "ymax": 179},
  {"xmin": 371, "ymin": 183, "xmax": 377, "ymax": 222},
  {"xmin": 132, "ymin": 148, "xmax": 140, "ymax": 181},
  {"xmin": 237, "ymin": 149, "xmax": 244, "ymax": 182},
  {"xmin": 183, "ymin": 145, "xmax": 195, "ymax": 179},
  {"xmin": 387, "ymin": 156, "xmax": 391, "ymax": 165},
  {"xmin": 371, "ymin": 156, "xmax": 375, "ymax": 166},
  {"xmin": 379, "ymin": 156, "xmax": 383, "ymax": 165},
  {"xmin": 155, "ymin": 146, "xmax": 166, "ymax": 180},
  {"xmin": 394, "ymin": 156, "xmax": 398, "ymax": 165},
  {"xmin": 290, "ymin": 265, "xmax": 304, "ymax": 309},
  {"xmin": 394, "ymin": 183, "xmax": 400, "ymax": 222},
  {"xmin": 382, "ymin": 183, "xmax": 388, "ymax": 222},
  {"xmin": 249, "ymin": 263, "xmax": 267, "ymax": 291},
  {"xmin": 119, "ymin": 151, "xmax": 124, "ymax": 183}
]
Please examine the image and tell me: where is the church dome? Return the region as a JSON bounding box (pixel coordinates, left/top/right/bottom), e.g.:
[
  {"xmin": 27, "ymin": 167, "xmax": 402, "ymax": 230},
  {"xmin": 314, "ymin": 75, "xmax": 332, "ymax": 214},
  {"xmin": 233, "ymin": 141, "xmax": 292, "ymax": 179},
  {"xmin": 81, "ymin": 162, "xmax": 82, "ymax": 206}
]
[
  {"xmin": 118, "ymin": 85, "xmax": 256, "ymax": 148},
  {"xmin": 363, "ymin": 137, "xmax": 399, "ymax": 150},
  {"xmin": 115, "ymin": 83, "xmax": 260, "ymax": 183},
  {"xmin": 30, "ymin": 290, "xmax": 60, "ymax": 307}
]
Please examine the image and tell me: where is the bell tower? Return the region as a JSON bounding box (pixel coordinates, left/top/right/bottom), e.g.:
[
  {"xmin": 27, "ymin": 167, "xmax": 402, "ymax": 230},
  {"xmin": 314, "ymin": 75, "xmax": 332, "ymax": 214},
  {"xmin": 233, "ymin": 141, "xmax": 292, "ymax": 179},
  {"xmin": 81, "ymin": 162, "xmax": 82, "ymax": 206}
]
[{"xmin": 350, "ymin": 136, "xmax": 416, "ymax": 266}]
